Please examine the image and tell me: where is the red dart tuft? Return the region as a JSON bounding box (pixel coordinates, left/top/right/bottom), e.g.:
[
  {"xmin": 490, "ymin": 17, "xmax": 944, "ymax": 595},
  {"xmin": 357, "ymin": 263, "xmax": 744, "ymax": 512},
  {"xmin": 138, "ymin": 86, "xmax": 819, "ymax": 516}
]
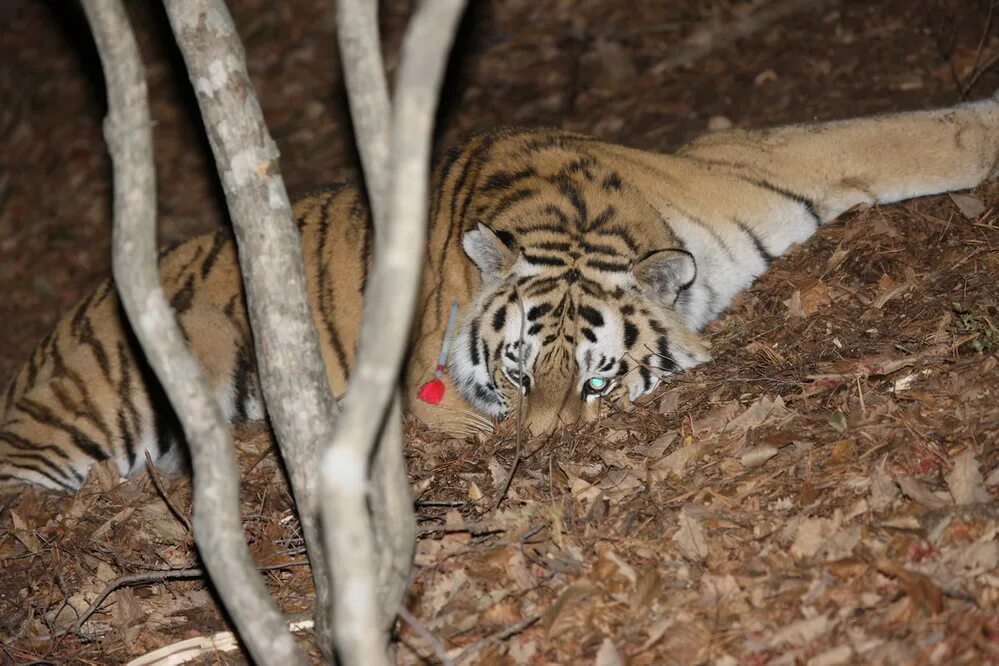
[{"xmin": 417, "ymin": 378, "xmax": 446, "ymax": 405}]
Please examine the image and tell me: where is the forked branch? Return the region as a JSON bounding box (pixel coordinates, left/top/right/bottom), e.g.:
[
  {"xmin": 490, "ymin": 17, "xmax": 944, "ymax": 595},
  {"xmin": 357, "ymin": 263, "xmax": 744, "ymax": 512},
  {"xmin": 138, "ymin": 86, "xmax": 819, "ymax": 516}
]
[
  {"xmin": 322, "ymin": 0, "xmax": 467, "ymax": 663},
  {"xmin": 80, "ymin": 1, "xmax": 304, "ymax": 663}
]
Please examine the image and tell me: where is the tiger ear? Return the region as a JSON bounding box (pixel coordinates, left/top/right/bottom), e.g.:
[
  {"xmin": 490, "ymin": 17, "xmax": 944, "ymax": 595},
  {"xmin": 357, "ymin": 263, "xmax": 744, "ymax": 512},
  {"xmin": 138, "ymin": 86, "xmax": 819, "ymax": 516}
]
[
  {"xmin": 462, "ymin": 223, "xmax": 517, "ymax": 284},
  {"xmin": 634, "ymin": 248, "xmax": 697, "ymax": 305}
]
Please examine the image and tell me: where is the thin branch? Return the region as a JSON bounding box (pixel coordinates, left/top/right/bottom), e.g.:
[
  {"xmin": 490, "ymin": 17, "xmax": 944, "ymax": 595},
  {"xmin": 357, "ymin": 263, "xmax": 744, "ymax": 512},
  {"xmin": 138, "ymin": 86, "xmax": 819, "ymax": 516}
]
[
  {"xmin": 161, "ymin": 0, "xmax": 339, "ymax": 655},
  {"xmin": 453, "ymin": 614, "xmax": 541, "ymax": 664},
  {"xmin": 397, "ymin": 606, "xmax": 455, "ymax": 666},
  {"xmin": 491, "ymin": 288, "xmax": 527, "ymax": 511},
  {"xmin": 80, "ymin": 1, "xmax": 303, "ymax": 664},
  {"xmin": 70, "ymin": 568, "xmax": 205, "ymax": 636},
  {"xmin": 64, "ymin": 561, "xmax": 310, "ymax": 640},
  {"xmin": 143, "ymin": 451, "xmax": 192, "ymax": 535},
  {"xmin": 335, "ymin": 0, "xmax": 391, "ymax": 213},
  {"xmin": 322, "ymin": 0, "xmax": 466, "ymax": 663}
]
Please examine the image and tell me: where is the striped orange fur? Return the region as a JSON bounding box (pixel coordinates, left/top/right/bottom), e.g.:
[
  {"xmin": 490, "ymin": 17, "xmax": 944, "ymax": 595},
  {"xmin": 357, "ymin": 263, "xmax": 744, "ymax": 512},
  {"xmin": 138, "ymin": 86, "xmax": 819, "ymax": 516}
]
[{"xmin": 3, "ymin": 96, "xmax": 999, "ymax": 489}]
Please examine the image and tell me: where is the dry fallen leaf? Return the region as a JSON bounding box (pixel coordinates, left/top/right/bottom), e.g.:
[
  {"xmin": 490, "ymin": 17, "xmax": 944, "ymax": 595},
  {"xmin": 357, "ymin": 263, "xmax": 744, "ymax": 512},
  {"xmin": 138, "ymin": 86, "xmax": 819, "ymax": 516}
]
[
  {"xmin": 869, "ymin": 466, "xmax": 899, "ymax": 512},
  {"xmin": 948, "ymin": 192, "xmax": 986, "ymax": 219},
  {"xmin": 784, "ymin": 289, "xmax": 804, "ymax": 318},
  {"xmin": 790, "ymin": 513, "xmax": 842, "ymax": 560},
  {"xmin": 807, "ymin": 644, "xmax": 854, "ymax": 666},
  {"xmin": 725, "ymin": 395, "xmax": 794, "ymax": 434},
  {"xmin": 653, "ymin": 439, "xmax": 704, "ymax": 476},
  {"xmin": 896, "ymin": 474, "xmax": 949, "ymax": 509},
  {"xmin": 769, "ymin": 614, "xmax": 832, "ymax": 647},
  {"xmin": 594, "ymin": 636, "xmax": 624, "ymax": 666},
  {"xmin": 877, "ymin": 560, "xmax": 944, "ymax": 615},
  {"xmin": 740, "ymin": 446, "xmax": 778, "ymax": 468},
  {"xmin": 672, "ymin": 504, "xmax": 710, "ymax": 562},
  {"xmin": 945, "ymin": 448, "xmax": 990, "ymax": 505}
]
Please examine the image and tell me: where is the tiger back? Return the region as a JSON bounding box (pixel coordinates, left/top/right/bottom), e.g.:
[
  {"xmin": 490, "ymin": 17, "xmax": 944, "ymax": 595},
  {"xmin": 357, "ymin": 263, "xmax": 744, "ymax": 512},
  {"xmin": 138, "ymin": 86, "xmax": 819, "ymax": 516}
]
[
  {"xmin": 0, "ymin": 186, "xmax": 371, "ymax": 489},
  {"xmin": 405, "ymin": 101, "xmax": 999, "ymax": 434}
]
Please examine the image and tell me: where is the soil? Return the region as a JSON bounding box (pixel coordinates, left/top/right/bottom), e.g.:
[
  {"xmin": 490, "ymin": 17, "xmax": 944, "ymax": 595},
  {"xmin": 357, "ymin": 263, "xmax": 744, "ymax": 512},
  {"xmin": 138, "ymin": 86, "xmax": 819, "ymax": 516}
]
[{"xmin": 1, "ymin": 0, "xmax": 998, "ymax": 664}]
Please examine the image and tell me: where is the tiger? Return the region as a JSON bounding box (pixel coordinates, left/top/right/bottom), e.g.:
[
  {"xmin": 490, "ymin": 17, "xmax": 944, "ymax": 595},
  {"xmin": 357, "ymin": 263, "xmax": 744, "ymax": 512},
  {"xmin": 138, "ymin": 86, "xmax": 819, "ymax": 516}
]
[{"xmin": 2, "ymin": 93, "xmax": 998, "ymax": 490}]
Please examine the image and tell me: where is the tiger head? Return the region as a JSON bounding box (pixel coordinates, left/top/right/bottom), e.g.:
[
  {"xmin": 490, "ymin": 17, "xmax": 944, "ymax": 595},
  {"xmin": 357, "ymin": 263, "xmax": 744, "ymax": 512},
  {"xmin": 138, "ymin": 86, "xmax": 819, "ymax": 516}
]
[{"xmin": 449, "ymin": 221, "xmax": 711, "ymax": 435}]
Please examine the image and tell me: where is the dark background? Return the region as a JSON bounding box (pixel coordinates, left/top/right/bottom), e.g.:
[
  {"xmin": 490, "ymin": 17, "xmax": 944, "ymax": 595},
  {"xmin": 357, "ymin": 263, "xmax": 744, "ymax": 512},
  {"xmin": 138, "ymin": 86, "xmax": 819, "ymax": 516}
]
[{"xmin": 1, "ymin": 0, "xmax": 995, "ymax": 386}]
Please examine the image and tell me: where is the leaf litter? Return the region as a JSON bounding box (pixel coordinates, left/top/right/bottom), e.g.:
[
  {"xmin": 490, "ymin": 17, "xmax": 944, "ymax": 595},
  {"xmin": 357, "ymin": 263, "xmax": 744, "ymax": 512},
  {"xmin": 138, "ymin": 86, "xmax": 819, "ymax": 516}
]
[{"xmin": 2, "ymin": 0, "xmax": 999, "ymax": 664}]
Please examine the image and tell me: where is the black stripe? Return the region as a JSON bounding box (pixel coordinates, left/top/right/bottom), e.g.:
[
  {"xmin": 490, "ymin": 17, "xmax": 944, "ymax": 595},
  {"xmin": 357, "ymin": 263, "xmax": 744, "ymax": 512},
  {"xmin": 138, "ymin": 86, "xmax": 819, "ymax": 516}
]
[
  {"xmin": 223, "ymin": 293, "xmax": 239, "ymax": 319},
  {"xmin": 174, "ymin": 243, "xmax": 206, "ymax": 279},
  {"xmin": 578, "ymin": 305, "xmax": 604, "ymax": 328},
  {"xmin": 559, "ymin": 156, "xmax": 597, "ymax": 179},
  {"xmin": 315, "ymin": 193, "xmax": 351, "ymax": 375},
  {"xmin": 535, "ymin": 241, "xmax": 572, "ymax": 252},
  {"xmin": 491, "ymin": 305, "xmax": 507, "ymax": 332},
  {"xmin": 732, "ymin": 218, "xmax": 774, "ymax": 265},
  {"xmin": 68, "ymin": 294, "xmax": 113, "ymax": 384},
  {"xmin": 487, "ymin": 187, "xmax": 537, "ymax": 220},
  {"xmin": 200, "ymin": 231, "xmax": 229, "ymax": 279},
  {"xmin": 524, "ymin": 278, "xmax": 561, "ymax": 298},
  {"xmin": 60, "ymin": 363, "xmax": 116, "ymax": 444},
  {"xmin": 437, "ymin": 135, "xmax": 496, "ymax": 319},
  {"xmin": 170, "ymin": 273, "xmax": 197, "ymax": 315},
  {"xmin": 527, "ymin": 303, "xmax": 553, "ymax": 321},
  {"xmin": 580, "ymin": 241, "xmax": 622, "ymax": 255},
  {"xmin": 481, "ymin": 167, "xmax": 536, "ymax": 192},
  {"xmin": 585, "ymin": 206, "xmax": 616, "ymax": 231},
  {"xmin": 596, "ymin": 227, "xmax": 639, "ymax": 254},
  {"xmin": 2, "ymin": 377, "xmax": 18, "ymax": 415},
  {"xmin": 0, "ymin": 456, "xmax": 78, "ymax": 490},
  {"xmin": 469, "ymin": 319, "xmax": 481, "ymax": 366},
  {"xmin": 639, "ymin": 361, "xmax": 653, "ymax": 392},
  {"xmin": 0, "ymin": 430, "xmax": 74, "ymax": 462},
  {"xmin": 17, "ymin": 398, "xmax": 110, "ymax": 462},
  {"xmin": 623, "ymin": 321, "xmax": 638, "ymax": 349},
  {"xmin": 232, "ymin": 346, "xmax": 254, "ymax": 422},
  {"xmin": 670, "ymin": 207, "xmax": 737, "ymax": 262},
  {"xmin": 656, "ymin": 336, "xmax": 680, "ymax": 372},
  {"xmin": 23, "ymin": 353, "xmax": 39, "ymax": 392},
  {"xmin": 522, "ymin": 253, "xmax": 566, "ymax": 267},
  {"xmin": 355, "ymin": 199, "xmax": 374, "ymax": 294},
  {"xmin": 555, "ymin": 179, "xmax": 587, "ymax": 227},
  {"xmin": 585, "ymin": 259, "xmax": 630, "ymax": 272},
  {"xmin": 116, "ymin": 409, "xmax": 136, "ymax": 470},
  {"xmin": 116, "ymin": 341, "xmax": 142, "ymax": 470},
  {"xmin": 746, "ymin": 177, "xmax": 821, "ymax": 227}
]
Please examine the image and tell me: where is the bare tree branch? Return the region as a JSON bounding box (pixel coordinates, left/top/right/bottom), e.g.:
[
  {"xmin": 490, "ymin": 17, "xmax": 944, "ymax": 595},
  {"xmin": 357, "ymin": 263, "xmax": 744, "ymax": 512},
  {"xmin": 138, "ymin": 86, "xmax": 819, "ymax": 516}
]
[
  {"xmin": 334, "ymin": 0, "xmax": 415, "ymax": 634},
  {"xmin": 161, "ymin": 0, "xmax": 341, "ymax": 654},
  {"xmin": 322, "ymin": 0, "xmax": 466, "ymax": 663},
  {"xmin": 335, "ymin": 0, "xmax": 391, "ymax": 209},
  {"xmin": 80, "ymin": 1, "xmax": 304, "ymax": 664}
]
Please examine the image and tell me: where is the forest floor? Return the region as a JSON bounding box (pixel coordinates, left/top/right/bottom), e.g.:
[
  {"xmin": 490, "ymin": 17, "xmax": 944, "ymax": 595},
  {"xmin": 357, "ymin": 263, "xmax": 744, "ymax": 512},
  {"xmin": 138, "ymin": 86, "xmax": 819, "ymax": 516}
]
[{"xmin": 1, "ymin": 1, "xmax": 998, "ymax": 664}]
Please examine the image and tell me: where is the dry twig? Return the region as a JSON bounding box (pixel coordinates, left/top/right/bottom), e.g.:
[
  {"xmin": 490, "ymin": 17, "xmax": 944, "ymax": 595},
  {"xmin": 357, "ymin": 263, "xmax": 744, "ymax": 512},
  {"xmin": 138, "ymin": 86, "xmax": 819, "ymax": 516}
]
[{"xmin": 143, "ymin": 451, "xmax": 192, "ymax": 535}]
